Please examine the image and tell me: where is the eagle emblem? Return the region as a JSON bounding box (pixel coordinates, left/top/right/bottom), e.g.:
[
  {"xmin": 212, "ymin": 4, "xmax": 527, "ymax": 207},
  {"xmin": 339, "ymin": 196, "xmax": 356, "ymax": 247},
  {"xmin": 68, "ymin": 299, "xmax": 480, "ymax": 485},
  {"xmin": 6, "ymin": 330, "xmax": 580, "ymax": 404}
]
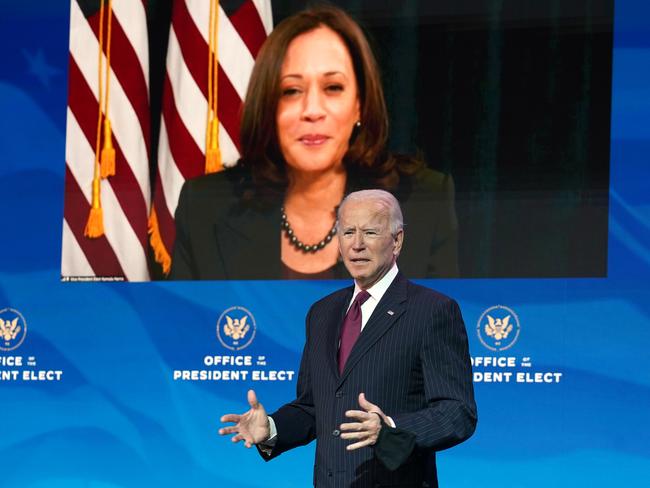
[
  {"xmin": 476, "ymin": 305, "xmax": 521, "ymax": 352},
  {"xmin": 224, "ymin": 315, "xmax": 250, "ymax": 341},
  {"xmin": 0, "ymin": 308, "xmax": 27, "ymax": 351},
  {"xmin": 0, "ymin": 317, "xmax": 21, "ymax": 342},
  {"xmin": 485, "ymin": 314, "xmax": 512, "ymax": 340},
  {"xmin": 216, "ymin": 306, "xmax": 257, "ymax": 351}
]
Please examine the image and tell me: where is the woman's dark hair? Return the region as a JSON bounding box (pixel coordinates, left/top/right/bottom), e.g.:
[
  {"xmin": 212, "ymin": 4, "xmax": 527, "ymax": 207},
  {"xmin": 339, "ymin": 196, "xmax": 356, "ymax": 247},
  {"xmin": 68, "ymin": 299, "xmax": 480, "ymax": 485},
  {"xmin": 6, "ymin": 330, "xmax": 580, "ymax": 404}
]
[{"xmin": 239, "ymin": 5, "xmax": 418, "ymax": 193}]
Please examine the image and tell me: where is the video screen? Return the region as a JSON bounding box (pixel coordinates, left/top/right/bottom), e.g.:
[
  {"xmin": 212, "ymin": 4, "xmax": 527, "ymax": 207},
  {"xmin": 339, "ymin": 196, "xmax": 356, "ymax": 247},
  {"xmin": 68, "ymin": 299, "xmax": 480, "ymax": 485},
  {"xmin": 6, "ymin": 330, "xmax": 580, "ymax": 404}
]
[{"xmin": 61, "ymin": 0, "xmax": 613, "ymax": 281}]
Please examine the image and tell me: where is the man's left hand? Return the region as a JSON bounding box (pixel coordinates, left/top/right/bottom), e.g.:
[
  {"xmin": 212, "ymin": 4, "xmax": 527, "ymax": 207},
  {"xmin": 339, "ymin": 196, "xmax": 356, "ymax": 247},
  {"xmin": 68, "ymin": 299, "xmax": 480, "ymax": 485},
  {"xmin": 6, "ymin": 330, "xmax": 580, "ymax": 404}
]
[{"xmin": 340, "ymin": 393, "xmax": 388, "ymax": 450}]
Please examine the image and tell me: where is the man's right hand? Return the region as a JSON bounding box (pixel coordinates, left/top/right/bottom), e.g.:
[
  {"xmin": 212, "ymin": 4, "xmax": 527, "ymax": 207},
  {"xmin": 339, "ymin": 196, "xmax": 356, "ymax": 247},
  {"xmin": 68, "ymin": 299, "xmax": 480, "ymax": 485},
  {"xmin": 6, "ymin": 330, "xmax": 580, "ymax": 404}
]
[{"xmin": 219, "ymin": 389, "xmax": 270, "ymax": 448}]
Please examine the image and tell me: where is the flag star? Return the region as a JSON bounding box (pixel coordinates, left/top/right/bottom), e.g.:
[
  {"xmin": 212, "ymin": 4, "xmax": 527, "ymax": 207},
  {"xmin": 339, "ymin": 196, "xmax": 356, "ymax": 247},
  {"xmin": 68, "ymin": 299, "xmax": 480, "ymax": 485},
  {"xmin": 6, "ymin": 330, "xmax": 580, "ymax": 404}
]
[{"xmin": 23, "ymin": 49, "xmax": 61, "ymax": 90}]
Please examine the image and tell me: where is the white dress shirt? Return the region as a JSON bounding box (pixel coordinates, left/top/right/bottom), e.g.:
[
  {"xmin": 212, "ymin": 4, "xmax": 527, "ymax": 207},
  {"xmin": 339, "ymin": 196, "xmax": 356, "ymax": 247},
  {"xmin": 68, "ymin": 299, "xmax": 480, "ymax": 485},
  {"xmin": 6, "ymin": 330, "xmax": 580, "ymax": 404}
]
[{"xmin": 347, "ymin": 263, "xmax": 399, "ymax": 332}]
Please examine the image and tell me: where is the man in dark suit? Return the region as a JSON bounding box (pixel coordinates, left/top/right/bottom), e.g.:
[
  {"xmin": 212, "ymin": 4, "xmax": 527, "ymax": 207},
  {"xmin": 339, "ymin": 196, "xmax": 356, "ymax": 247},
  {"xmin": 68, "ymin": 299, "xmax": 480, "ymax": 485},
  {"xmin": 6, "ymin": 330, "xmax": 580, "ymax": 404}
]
[{"xmin": 219, "ymin": 189, "xmax": 476, "ymax": 487}]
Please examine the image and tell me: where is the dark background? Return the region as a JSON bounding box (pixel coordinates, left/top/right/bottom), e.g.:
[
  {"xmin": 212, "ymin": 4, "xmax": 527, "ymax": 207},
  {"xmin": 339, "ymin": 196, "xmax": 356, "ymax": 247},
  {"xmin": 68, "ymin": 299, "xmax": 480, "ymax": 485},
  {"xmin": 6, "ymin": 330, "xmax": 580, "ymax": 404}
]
[{"xmin": 148, "ymin": 0, "xmax": 614, "ymax": 278}]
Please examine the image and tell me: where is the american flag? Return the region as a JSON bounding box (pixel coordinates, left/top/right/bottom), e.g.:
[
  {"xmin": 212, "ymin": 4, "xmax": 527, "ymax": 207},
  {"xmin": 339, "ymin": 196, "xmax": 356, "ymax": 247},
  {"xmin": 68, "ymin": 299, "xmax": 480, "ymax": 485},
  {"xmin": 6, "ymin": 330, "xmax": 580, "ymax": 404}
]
[
  {"xmin": 61, "ymin": 0, "xmax": 272, "ymax": 281},
  {"xmin": 62, "ymin": 0, "xmax": 151, "ymax": 281},
  {"xmin": 150, "ymin": 0, "xmax": 272, "ymax": 275}
]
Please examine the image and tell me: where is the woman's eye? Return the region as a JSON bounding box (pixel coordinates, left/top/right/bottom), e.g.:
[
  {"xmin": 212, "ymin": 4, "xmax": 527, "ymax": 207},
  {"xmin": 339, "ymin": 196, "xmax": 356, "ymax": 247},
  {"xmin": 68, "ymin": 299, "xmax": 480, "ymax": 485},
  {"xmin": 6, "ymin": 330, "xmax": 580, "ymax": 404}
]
[
  {"xmin": 281, "ymin": 87, "xmax": 300, "ymax": 97},
  {"xmin": 325, "ymin": 84, "xmax": 344, "ymax": 93}
]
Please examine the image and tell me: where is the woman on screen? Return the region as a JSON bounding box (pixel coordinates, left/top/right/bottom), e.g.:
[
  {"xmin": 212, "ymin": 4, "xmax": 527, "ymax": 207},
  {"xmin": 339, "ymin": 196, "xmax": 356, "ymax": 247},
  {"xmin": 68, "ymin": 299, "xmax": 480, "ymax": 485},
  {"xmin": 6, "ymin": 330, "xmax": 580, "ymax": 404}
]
[{"xmin": 170, "ymin": 5, "xmax": 458, "ymax": 280}]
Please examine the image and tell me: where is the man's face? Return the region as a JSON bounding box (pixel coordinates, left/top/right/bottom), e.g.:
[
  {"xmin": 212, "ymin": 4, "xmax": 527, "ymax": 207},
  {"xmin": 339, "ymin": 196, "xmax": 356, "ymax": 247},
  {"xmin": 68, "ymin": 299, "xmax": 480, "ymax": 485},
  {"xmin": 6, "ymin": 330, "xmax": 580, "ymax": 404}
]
[{"xmin": 338, "ymin": 199, "xmax": 403, "ymax": 289}]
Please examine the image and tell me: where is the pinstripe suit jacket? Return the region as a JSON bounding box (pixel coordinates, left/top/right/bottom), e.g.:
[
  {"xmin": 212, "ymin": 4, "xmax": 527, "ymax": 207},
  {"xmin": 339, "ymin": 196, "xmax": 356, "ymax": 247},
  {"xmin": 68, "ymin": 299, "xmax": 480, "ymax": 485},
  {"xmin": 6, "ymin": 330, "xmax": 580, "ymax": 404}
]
[{"xmin": 266, "ymin": 273, "xmax": 477, "ymax": 487}]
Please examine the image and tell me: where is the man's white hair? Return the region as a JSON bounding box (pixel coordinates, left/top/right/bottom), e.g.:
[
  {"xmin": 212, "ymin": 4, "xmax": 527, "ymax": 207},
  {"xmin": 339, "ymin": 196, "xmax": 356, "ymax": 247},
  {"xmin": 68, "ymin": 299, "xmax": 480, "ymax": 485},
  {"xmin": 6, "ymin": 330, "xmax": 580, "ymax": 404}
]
[{"xmin": 337, "ymin": 189, "xmax": 404, "ymax": 235}]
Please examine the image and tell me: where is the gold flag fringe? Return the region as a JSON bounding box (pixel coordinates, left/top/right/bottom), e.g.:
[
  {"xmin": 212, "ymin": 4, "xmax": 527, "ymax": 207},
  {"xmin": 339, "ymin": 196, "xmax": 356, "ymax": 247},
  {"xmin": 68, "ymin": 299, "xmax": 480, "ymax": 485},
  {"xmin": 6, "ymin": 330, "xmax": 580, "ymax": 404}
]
[
  {"xmin": 85, "ymin": 0, "xmax": 112, "ymax": 237},
  {"xmin": 148, "ymin": 208, "xmax": 172, "ymax": 275},
  {"xmin": 205, "ymin": 0, "xmax": 223, "ymax": 174},
  {"xmin": 100, "ymin": 118, "xmax": 116, "ymax": 177},
  {"xmin": 205, "ymin": 118, "xmax": 222, "ymax": 173},
  {"xmin": 84, "ymin": 178, "xmax": 104, "ymax": 237},
  {"xmin": 100, "ymin": 0, "xmax": 114, "ymax": 180}
]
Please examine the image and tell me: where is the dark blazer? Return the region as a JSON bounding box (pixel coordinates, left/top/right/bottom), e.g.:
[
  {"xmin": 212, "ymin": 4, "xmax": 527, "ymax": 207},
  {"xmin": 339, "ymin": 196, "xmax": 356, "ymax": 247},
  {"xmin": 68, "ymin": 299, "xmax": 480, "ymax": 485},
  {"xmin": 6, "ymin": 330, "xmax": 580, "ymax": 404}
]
[
  {"xmin": 169, "ymin": 166, "xmax": 459, "ymax": 280},
  {"xmin": 266, "ymin": 273, "xmax": 477, "ymax": 487}
]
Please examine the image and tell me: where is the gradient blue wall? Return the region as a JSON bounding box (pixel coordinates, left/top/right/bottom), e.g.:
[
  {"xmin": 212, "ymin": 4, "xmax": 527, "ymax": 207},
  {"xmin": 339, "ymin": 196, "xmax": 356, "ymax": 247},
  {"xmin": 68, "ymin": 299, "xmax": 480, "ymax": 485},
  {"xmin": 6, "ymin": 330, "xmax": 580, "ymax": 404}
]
[{"xmin": 0, "ymin": 1, "xmax": 648, "ymax": 486}]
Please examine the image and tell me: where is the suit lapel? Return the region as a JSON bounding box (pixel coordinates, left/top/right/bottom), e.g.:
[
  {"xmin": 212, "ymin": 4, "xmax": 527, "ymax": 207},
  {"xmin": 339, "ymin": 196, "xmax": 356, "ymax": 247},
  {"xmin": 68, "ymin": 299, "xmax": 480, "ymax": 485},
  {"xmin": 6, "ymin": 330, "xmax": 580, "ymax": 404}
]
[{"xmin": 337, "ymin": 273, "xmax": 408, "ymax": 387}]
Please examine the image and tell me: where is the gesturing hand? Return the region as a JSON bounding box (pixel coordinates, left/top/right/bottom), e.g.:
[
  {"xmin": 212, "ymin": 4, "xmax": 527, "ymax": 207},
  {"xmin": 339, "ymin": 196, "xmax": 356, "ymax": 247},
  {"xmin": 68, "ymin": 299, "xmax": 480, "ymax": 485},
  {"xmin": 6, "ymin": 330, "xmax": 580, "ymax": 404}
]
[
  {"xmin": 219, "ymin": 389, "xmax": 270, "ymax": 448},
  {"xmin": 340, "ymin": 393, "xmax": 388, "ymax": 450}
]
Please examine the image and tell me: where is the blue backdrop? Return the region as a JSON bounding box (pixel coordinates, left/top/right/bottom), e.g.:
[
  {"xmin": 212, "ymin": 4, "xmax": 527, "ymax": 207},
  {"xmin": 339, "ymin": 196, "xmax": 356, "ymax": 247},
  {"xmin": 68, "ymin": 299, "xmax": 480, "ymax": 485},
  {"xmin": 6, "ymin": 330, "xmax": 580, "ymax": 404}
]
[{"xmin": 1, "ymin": 1, "xmax": 649, "ymax": 486}]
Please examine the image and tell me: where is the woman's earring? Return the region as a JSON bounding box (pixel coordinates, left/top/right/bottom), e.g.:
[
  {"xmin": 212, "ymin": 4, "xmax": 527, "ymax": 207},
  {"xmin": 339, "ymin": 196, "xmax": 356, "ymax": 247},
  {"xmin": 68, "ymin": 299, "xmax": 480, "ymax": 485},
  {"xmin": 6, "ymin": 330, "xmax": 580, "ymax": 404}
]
[{"xmin": 355, "ymin": 120, "xmax": 361, "ymax": 128}]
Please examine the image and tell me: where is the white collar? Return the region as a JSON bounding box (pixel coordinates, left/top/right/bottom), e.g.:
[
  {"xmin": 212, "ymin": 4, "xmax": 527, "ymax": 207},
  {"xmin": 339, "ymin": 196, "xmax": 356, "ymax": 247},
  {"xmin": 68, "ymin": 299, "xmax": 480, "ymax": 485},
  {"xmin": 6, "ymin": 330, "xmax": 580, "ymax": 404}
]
[{"xmin": 352, "ymin": 263, "xmax": 399, "ymax": 304}]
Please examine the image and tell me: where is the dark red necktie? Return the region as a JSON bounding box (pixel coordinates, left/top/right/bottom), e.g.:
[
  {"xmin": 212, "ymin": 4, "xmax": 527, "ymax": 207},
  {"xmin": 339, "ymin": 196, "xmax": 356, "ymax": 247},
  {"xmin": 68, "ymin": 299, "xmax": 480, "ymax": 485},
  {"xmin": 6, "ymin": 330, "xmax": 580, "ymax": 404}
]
[{"xmin": 338, "ymin": 290, "xmax": 371, "ymax": 373}]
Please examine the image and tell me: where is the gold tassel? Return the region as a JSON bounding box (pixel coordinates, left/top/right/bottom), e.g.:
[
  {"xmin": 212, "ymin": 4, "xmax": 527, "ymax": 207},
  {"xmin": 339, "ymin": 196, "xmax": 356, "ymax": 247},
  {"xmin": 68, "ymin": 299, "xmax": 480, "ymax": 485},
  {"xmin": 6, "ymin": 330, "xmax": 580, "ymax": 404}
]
[
  {"xmin": 205, "ymin": 0, "xmax": 222, "ymax": 174},
  {"xmin": 148, "ymin": 208, "xmax": 172, "ymax": 275},
  {"xmin": 205, "ymin": 117, "xmax": 222, "ymax": 173},
  {"xmin": 85, "ymin": 177, "xmax": 104, "ymax": 238},
  {"xmin": 100, "ymin": 118, "xmax": 116, "ymax": 178}
]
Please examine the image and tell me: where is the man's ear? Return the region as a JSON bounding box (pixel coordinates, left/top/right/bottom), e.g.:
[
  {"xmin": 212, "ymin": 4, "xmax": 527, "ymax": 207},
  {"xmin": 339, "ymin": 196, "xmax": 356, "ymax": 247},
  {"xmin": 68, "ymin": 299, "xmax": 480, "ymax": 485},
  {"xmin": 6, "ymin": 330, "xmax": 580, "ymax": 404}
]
[{"xmin": 393, "ymin": 229, "xmax": 404, "ymax": 257}]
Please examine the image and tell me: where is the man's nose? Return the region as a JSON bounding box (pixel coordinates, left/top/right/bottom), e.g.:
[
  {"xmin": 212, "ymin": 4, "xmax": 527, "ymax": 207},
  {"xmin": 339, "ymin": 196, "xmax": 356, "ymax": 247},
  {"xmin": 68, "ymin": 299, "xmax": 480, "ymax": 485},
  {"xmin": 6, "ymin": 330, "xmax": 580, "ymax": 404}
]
[
  {"xmin": 351, "ymin": 232, "xmax": 366, "ymax": 250},
  {"xmin": 301, "ymin": 87, "xmax": 325, "ymax": 121}
]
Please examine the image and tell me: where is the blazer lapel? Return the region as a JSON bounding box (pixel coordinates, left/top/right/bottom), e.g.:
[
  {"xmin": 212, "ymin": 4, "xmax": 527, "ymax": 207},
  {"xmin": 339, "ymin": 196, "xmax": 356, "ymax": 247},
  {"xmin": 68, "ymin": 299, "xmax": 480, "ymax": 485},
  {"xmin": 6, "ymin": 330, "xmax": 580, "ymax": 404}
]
[
  {"xmin": 214, "ymin": 202, "xmax": 281, "ymax": 279},
  {"xmin": 337, "ymin": 273, "xmax": 408, "ymax": 387},
  {"xmin": 326, "ymin": 287, "xmax": 354, "ymax": 381}
]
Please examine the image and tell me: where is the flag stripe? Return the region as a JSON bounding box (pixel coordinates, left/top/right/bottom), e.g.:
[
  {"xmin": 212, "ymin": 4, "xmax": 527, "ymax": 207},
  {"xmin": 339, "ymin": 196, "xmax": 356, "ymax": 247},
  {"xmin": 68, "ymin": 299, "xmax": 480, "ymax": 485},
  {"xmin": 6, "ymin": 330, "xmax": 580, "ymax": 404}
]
[
  {"xmin": 158, "ymin": 119, "xmax": 193, "ymax": 216},
  {"xmin": 86, "ymin": 5, "xmax": 151, "ymax": 155},
  {"xmin": 172, "ymin": 0, "xmax": 209, "ymax": 98},
  {"xmin": 215, "ymin": 68, "xmax": 243, "ymax": 153},
  {"xmin": 152, "ymin": 176, "xmax": 177, "ymax": 255},
  {"xmin": 165, "ymin": 27, "xmax": 209, "ymax": 161},
  {"xmin": 61, "ymin": 220, "xmax": 95, "ymax": 277},
  {"xmin": 217, "ymin": 118, "xmax": 240, "ymax": 165},
  {"xmin": 69, "ymin": 1, "xmax": 150, "ymax": 206},
  {"xmin": 112, "ymin": 0, "xmax": 150, "ymax": 88},
  {"xmin": 252, "ymin": 0, "xmax": 273, "ymax": 34},
  {"xmin": 160, "ymin": 73, "xmax": 205, "ymax": 179},
  {"xmin": 67, "ymin": 56, "xmax": 149, "ymax": 251},
  {"xmin": 66, "ymin": 109, "xmax": 149, "ymax": 281},
  {"xmin": 150, "ymin": 0, "xmax": 271, "ymax": 274},
  {"xmin": 64, "ymin": 0, "xmax": 152, "ymax": 281},
  {"xmin": 230, "ymin": 0, "xmax": 267, "ymax": 57},
  {"xmin": 63, "ymin": 166, "xmax": 125, "ymax": 277},
  {"xmin": 185, "ymin": 0, "xmax": 255, "ymax": 100},
  {"xmin": 172, "ymin": 0, "xmax": 243, "ymax": 150}
]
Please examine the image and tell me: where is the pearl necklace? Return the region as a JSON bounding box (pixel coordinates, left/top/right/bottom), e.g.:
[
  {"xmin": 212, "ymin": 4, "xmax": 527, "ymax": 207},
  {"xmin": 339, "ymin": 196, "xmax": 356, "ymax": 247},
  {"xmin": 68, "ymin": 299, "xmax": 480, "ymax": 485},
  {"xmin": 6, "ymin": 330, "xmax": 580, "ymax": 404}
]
[{"xmin": 281, "ymin": 207, "xmax": 338, "ymax": 253}]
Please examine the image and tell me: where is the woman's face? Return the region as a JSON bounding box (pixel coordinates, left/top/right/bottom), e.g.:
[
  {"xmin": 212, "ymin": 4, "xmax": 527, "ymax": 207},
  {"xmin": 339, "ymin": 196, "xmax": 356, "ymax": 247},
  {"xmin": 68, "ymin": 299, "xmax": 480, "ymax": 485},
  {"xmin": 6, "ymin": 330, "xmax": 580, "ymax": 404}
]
[{"xmin": 276, "ymin": 26, "xmax": 360, "ymax": 176}]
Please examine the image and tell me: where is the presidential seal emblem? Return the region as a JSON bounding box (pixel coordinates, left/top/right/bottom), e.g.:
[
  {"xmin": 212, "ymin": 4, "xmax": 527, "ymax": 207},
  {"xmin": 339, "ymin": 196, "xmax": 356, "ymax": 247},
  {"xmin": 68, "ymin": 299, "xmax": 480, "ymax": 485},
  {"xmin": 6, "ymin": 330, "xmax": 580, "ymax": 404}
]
[
  {"xmin": 477, "ymin": 305, "xmax": 520, "ymax": 351},
  {"xmin": 0, "ymin": 308, "xmax": 27, "ymax": 352},
  {"xmin": 216, "ymin": 306, "xmax": 256, "ymax": 351}
]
